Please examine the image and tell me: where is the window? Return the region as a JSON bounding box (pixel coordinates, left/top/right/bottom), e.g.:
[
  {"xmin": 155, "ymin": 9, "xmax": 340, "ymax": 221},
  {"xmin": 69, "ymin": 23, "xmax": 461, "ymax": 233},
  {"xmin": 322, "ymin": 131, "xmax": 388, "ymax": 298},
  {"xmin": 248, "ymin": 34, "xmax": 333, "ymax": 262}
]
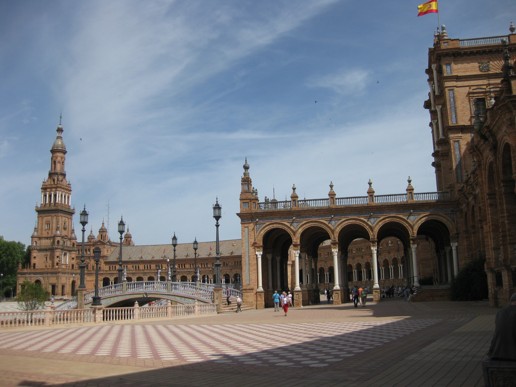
[
  {"xmin": 445, "ymin": 63, "xmax": 452, "ymax": 75},
  {"xmin": 448, "ymin": 89, "xmax": 457, "ymax": 124},
  {"xmin": 473, "ymin": 98, "xmax": 486, "ymax": 129}
]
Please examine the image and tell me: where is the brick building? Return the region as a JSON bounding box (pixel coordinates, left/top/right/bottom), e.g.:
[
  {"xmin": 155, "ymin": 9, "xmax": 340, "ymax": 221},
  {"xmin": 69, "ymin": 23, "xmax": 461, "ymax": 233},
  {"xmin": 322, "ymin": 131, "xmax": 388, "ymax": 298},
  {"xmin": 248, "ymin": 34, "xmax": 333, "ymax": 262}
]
[{"xmin": 17, "ymin": 25, "xmax": 516, "ymax": 308}]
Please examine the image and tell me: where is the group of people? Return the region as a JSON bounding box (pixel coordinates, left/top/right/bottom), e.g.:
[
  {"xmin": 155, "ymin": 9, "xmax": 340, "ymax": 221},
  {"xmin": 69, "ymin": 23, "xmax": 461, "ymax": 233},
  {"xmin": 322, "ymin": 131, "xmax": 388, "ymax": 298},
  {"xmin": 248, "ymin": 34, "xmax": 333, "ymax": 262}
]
[
  {"xmin": 381, "ymin": 285, "xmax": 416, "ymax": 300},
  {"xmin": 272, "ymin": 290, "xmax": 292, "ymax": 316},
  {"xmin": 351, "ymin": 285, "xmax": 369, "ymax": 307}
]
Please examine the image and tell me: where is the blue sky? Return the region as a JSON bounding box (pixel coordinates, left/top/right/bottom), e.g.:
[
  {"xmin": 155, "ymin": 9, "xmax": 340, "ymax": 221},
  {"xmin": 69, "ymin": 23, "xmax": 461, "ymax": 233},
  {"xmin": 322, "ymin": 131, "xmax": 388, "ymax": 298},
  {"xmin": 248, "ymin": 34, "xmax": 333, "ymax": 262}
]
[{"xmin": 0, "ymin": 0, "xmax": 513, "ymax": 247}]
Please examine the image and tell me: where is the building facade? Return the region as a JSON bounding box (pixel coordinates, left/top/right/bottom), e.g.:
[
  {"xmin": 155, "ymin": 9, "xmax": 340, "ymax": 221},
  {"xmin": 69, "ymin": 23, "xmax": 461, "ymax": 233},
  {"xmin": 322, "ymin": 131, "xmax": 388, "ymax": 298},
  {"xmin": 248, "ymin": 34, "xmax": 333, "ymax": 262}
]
[{"xmin": 17, "ymin": 25, "xmax": 516, "ymax": 309}]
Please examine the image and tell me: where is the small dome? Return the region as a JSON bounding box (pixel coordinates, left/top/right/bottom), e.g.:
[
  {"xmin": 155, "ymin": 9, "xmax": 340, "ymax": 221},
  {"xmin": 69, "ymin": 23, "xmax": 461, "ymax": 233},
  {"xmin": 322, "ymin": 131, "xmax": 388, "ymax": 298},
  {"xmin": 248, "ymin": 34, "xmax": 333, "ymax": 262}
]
[{"xmin": 51, "ymin": 125, "xmax": 67, "ymax": 152}]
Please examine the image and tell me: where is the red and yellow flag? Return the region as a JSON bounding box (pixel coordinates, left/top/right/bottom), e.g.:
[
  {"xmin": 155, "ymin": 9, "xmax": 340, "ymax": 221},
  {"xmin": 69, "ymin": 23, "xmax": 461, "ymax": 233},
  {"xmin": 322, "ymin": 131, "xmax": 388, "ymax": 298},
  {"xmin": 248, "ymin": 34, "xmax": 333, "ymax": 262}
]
[{"xmin": 417, "ymin": 0, "xmax": 438, "ymax": 17}]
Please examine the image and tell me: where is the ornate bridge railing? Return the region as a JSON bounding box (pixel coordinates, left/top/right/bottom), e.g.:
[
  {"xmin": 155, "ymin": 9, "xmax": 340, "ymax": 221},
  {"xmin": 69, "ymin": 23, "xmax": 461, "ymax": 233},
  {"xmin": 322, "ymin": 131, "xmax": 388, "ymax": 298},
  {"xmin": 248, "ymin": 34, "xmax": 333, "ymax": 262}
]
[{"xmin": 83, "ymin": 281, "xmax": 217, "ymax": 305}]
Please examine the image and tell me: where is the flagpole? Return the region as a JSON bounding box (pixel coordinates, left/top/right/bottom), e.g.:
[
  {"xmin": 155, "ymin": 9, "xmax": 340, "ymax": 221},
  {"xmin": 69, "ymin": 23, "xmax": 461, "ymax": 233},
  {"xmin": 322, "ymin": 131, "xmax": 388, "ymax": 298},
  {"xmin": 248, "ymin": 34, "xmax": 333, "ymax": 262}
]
[{"xmin": 437, "ymin": 0, "xmax": 441, "ymax": 30}]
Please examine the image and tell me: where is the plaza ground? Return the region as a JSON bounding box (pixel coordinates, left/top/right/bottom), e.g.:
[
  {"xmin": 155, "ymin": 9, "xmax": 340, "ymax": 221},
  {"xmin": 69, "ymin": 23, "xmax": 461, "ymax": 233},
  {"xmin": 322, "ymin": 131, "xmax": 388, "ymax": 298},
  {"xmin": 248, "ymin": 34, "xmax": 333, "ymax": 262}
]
[{"xmin": 0, "ymin": 298, "xmax": 497, "ymax": 386}]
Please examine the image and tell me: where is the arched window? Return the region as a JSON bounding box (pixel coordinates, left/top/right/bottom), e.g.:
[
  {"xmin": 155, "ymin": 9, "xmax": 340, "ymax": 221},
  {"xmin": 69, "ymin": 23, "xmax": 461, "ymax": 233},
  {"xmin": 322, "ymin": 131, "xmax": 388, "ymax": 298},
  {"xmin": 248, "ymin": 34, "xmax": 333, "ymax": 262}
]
[
  {"xmin": 383, "ymin": 259, "xmax": 390, "ymax": 279},
  {"xmin": 347, "ymin": 264, "xmax": 353, "ymax": 282},
  {"xmin": 319, "ymin": 267, "xmax": 325, "ymax": 284},
  {"xmin": 328, "ymin": 266, "xmax": 334, "ymax": 283},
  {"xmin": 392, "ymin": 258, "xmax": 399, "ymax": 279},
  {"xmin": 356, "ymin": 263, "xmax": 363, "ymax": 281},
  {"xmin": 365, "ymin": 262, "xmax": 372, "ymax": 280}
]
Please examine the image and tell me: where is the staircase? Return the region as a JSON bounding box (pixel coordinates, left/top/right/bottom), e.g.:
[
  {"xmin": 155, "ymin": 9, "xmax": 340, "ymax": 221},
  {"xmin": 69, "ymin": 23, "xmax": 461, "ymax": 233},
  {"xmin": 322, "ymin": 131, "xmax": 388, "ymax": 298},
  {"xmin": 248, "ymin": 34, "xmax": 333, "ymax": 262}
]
[
  {"xmin": 218, "ymin": 296, "xmax": 253, "ymax": 313},
  {"xmin": 411, "ymin": 285, "xmax": 451, "ymax": 302}
]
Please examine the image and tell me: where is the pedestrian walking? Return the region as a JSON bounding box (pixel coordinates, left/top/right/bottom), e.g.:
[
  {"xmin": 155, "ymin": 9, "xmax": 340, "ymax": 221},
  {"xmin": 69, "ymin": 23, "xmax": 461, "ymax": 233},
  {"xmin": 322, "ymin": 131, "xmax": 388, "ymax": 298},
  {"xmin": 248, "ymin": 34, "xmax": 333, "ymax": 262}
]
[
  {"xmin": 282, "ymin": 291, "xmax": 289, "ymax": 316},
  {"xmin": 352, "ymin": 285, "xmax": 359, "ymax": 308},
  {"xmin": 361, "ymin": 287, "xmax": 368, "ymax": 307},
  {"xmin": 226, "ymin": 288, "xmax": 231, "ymax": 306},
  {"xmin": 287, "ymin": 291, "xmax": 293, "ymax": 307},
  {"xmin": 272, "ymin": 290, "xmax": 280, "ymax": 312},
  {"xmin": 236, "ymin": 296, "xmax": 242, "ymax": 312}
]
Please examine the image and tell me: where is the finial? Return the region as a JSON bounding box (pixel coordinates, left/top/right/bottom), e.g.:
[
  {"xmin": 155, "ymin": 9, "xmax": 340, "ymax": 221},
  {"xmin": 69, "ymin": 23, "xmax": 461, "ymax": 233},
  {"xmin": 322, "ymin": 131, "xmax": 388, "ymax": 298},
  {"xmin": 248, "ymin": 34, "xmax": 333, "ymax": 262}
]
[
  {"xmin": 407, "ymin": 176, "xmax": 412, "ymax": 185},
  {"xmin": 243, "ymin": 157, "xmax": 250, "ymax": 177},
  {"xmin": 329, "ymin": 181, "xmax": 334, "ymax": 191},
  {"xmin": 292, "ymin": 184, "xmax": 296, "ymax": 193},
  {"xmin": 59, "ymin": 113, "xmax": 62, "ymax": 126},
  {"xmin": 510, "ymin": 22, "xmax": 515, "ymax": 34},
  {"xmin": 368, "ymin": 179, "xmax": 372, "ymax": 188}
]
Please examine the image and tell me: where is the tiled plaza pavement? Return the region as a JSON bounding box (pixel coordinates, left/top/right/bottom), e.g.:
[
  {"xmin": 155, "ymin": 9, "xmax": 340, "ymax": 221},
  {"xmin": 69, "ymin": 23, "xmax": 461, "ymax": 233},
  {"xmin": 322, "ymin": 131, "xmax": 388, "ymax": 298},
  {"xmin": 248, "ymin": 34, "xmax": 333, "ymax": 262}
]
[{"xmin": 0, "ymin": 298, "xmax": 497, "ymax": 386}]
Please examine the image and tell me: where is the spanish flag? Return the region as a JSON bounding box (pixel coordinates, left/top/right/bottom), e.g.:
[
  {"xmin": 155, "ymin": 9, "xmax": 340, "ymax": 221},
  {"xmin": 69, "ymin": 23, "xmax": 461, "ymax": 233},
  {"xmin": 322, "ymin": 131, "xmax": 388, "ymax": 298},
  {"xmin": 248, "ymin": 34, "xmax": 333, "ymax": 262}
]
[{"xmin": 417, "ymin": 0, "xmax": 438, "ymax": 17}]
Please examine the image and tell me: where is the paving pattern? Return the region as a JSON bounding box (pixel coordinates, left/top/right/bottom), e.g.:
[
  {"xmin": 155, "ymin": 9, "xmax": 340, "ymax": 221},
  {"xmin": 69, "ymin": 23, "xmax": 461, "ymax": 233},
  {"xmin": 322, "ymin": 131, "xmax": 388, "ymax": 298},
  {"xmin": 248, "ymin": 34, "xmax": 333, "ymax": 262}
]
[{"xmin": 0, "ymin": 318, "xmax": 439, "ymax": 368}]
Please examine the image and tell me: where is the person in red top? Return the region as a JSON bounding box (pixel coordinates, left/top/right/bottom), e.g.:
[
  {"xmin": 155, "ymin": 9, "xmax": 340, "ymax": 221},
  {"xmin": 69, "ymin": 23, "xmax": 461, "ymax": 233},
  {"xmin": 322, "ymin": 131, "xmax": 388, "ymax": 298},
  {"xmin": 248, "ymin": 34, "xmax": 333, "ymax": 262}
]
[{"xmin": 282, "ymin": 291, "xmax": 289, "ymax": 316}]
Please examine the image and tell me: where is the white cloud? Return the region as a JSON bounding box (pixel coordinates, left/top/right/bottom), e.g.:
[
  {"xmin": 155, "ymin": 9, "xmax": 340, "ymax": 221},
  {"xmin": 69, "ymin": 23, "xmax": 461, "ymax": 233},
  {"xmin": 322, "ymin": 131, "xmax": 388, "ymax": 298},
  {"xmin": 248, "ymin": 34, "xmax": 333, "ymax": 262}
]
[{"xmin": 307, "ymin": 68, "xmax": 370, "ymax": 96}]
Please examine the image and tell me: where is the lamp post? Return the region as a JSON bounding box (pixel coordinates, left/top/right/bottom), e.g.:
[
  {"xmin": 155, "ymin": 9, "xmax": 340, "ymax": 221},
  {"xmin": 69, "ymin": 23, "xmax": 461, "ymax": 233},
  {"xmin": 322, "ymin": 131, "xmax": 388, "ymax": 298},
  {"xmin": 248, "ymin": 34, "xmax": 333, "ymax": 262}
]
[
  {"xmin": 213, "ymin": 198, "xmax": 222, "ymax": 288},
  {"xmin": 172, "ymin": 233, "xmax": 177, "ymax": 282},
  {"xmin": 92, "ymin": 247, "xmax": 102, "ymax": 306},
  {"xmin": 193, "ymin": 238, "xmax": 198, "ymax": 283},
  {"xmin": 117, "ymin": 217, "xmax": 125, "ymax": 284},
  {"xmin": 79, "ymin": 206, "xmax": 88, "ymax": 290}
]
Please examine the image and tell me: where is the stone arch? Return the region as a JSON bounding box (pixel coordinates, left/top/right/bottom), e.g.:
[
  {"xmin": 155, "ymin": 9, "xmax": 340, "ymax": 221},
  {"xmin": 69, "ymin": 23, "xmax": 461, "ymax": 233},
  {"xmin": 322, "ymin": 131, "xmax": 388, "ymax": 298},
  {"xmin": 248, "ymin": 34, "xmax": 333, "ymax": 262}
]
[
  {"xmin": 336, "ymin": 219, "xmax": 374, "ymax": 296},
  {"xmin": 298, "ymin": 223, "xmax": 333, "ymax": 304},
  {"xmin": 414, "ymin": 215, "xmax": 453, "ymax": 285},
  {"xmin": 375, "ymin": 218, "xmax": 413, "ymax": 285},
  {"xmin": 256, "ymin": 222, "xmax": 295, "ymax": 246},
  {"xmin": 296, "ymin": 220, "xmax": 336, "ymax": 242},
  {"xmin": 260, "ymin": 226, "xmax": 294, "ymax": 304}
]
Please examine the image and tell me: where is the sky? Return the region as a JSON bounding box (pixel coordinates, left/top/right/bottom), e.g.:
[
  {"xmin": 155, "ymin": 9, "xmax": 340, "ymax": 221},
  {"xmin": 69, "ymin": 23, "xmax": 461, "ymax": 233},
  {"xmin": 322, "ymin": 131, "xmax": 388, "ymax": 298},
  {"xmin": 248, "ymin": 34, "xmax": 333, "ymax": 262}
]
[{"xmin": 0, "ymin": 0, "xmax": 514, "ymax": 248}]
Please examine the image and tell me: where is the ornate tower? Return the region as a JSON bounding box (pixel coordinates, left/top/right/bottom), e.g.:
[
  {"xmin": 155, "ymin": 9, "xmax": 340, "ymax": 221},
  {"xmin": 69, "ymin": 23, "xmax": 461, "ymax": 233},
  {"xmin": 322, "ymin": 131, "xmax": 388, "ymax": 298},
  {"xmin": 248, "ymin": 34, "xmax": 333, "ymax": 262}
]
[
  {"xmin": 27, "ymin": 122, "xmax": 78, "ymax": 295},
  {"xmin": 425, "ymin": 25, "xmax": 513, "ymax": 196}
]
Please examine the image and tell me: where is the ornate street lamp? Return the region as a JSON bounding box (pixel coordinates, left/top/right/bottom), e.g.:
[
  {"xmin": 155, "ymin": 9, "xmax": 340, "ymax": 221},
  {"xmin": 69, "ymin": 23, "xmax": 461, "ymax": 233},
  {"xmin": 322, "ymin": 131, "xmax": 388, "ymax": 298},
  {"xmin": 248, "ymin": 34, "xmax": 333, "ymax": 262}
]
[
  {"xmin": 213, "ymin": 198, "xmax": 222, "ymax": 288},
  {"xmin": 117, "ymin": 216, "xmax": 125, "ymax": 284},
  {"xmin": 79, "ymin": 206, "xmax": 88, "ymax": 289},
  {"xmin": 92, "ymin": 247, "xmax": 102, "ymax": 306},
  {"xmin": 172, "ymin": 233, "xmax": 177, "ymax": 282},
  {"xmin": 193, "ymin": 238, "xmax": 198, "ymax": 283}
]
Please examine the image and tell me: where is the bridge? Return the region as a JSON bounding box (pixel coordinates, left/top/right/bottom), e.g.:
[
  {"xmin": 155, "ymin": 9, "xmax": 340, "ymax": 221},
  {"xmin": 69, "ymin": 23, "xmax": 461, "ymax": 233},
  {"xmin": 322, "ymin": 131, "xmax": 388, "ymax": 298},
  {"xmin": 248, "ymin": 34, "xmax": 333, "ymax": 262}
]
[{"xmin": 59, "ymin": 282, "xmax": 242, "ymax": 309}]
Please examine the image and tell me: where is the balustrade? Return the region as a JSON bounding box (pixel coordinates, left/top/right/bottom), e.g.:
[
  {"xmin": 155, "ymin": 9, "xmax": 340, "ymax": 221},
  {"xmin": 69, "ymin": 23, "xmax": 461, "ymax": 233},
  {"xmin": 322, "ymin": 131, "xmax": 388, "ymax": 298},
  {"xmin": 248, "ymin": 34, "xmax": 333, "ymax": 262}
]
[{"xmin": 0, "ymin": 302, "xmax": 217, "ymax": 329}]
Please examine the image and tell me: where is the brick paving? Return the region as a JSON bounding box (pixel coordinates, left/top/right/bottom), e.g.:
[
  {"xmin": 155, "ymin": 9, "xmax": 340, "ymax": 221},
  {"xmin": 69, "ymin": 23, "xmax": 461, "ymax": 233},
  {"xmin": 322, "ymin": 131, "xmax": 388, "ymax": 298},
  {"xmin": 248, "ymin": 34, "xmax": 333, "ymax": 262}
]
[{"xmin": 0, "ymin": 298, "xmax": 497, "ymax": 386}]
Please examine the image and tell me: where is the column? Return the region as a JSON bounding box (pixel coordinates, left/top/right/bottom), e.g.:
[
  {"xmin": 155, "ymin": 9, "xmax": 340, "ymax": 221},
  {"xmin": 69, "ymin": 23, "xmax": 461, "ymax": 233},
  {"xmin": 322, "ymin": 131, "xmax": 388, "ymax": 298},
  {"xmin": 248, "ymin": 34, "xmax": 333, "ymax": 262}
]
[
  {"xmin": 294, "ymin": 250, "xmax": 301, "ymax": 291},
  {"xmin": 411, "ymin": 242, "xmax": 420, "ymax": 287},
  {"xmin": 332, "ymin": 248, "xmax": 340, "ymax": 290},
  {"xmin": 446, "ymin": 247, "xmax": 453, "ymax": 283},
  {"xmin": 256, "ymin": 251, "xmax": 263, "ymax": 291},
  {"xmin": 371, "ymin": 245, "xmax": 380, "ymax": 290},
  {"xmin": 451, "ymin": 242, "xmax": 459, "ymax": 278}
]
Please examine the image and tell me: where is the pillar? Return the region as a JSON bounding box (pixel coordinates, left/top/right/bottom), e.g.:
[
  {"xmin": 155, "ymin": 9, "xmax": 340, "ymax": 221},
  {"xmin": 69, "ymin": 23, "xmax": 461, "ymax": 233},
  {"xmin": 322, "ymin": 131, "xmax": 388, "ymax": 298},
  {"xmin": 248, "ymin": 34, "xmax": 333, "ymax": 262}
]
[
  {"xmin": 371, "ymin": 244, "xmax": 380, "ymax": 301},
  {"xmin": 256, "ymin": 251, "xmax": 263, "ymax": 291},
  {"xmin": 411, "ymin": 242, "xmax": 420, "ymax": 287},
  {"xmin": 451, "ymin": 242, "xmax": 459, "ymax": 278},
  {"xmin": 294, "ymin": 250, "xmax": 301, "ymax": 291}
]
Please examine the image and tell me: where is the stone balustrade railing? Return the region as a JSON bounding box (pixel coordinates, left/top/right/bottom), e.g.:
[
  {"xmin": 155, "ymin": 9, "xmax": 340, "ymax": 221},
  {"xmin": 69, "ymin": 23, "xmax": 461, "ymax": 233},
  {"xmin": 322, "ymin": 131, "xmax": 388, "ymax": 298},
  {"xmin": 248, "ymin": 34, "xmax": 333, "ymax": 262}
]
[{"xmin": 0, "ymin": 301, "xmax": 217, "ymax": 329}]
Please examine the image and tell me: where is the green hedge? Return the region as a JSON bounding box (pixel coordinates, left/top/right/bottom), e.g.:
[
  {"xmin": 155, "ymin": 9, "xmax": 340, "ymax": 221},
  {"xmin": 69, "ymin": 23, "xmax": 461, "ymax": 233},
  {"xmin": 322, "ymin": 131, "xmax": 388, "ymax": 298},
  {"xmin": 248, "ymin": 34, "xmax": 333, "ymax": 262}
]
[{"xmin": 450, "ymin": 258, "xmax": 488, "ymax": 301}]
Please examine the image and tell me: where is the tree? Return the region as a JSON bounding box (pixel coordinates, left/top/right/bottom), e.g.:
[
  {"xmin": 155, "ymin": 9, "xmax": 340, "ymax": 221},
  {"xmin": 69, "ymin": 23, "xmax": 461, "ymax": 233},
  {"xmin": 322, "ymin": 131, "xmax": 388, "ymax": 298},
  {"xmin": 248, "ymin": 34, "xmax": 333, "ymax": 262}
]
[
  {"xmin": 17, "ymin": 280, "xmax": 49, "ymax": 311},
  {"xmin": 0, "ymin": 236, "xmax": 26, "ymax": 298},
  {"xmin": 450, "ymin": 258, "xmax": 488, "ymax": 301}
]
